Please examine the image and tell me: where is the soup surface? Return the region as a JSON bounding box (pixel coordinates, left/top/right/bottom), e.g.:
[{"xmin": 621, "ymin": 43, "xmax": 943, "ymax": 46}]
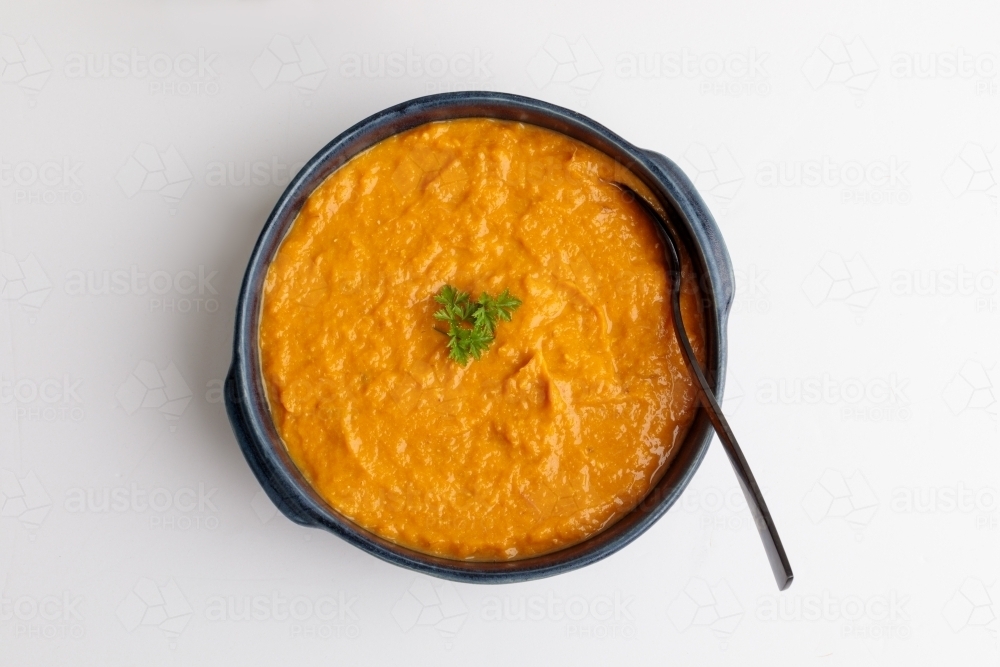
[{"xmin": 260, "ymin": 118, "xmax": 705, "ymax": 560}]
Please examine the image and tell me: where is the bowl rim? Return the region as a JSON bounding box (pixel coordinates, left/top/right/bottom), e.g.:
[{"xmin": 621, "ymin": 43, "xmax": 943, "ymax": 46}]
[{"xmin": 226, "ymin": 91, "xmax": 734, "ymax": 583}]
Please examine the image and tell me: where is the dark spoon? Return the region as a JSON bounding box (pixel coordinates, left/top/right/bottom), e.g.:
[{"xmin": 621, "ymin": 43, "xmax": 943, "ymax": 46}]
[{"xmin": 612, "ymin": 182, "xmax": 794, "ymax": 591}]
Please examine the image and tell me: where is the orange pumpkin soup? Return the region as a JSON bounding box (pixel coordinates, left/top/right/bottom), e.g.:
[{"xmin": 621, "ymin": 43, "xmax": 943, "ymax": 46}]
[{"xmin": 259, "ymin": 118, "xmax": 705, "ymax": 560}]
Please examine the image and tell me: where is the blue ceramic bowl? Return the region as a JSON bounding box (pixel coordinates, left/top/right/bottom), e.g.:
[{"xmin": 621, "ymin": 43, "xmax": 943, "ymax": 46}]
[{"xmin": 226, "ymin": 91, "xmax": 734, "ymax": 583}]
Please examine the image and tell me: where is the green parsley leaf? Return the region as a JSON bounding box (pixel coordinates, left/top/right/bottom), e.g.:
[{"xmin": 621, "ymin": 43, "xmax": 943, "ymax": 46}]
[{"xmin": 433, "ymin": 284, "xmax": 522, "ymax": 366}]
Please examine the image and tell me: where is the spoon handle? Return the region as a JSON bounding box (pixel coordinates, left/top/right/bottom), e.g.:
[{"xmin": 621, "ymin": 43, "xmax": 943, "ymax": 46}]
[
  {"xmin": 670, "ymin": 317, "xmax": 795, "ymax": 591},
  {"xmin": 616, "ymin": 183, "xmax": 794, "ymax": 591}
]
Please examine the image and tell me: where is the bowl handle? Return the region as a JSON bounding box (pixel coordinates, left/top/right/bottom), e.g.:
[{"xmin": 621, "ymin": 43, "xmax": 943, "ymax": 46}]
[
  {"xmin": 225, "ymin": 365, "xmax": 317, "ymax": 527},
  {"xmin": 642, "ymin": 150, "xmax": 736, "ymax": 321}
]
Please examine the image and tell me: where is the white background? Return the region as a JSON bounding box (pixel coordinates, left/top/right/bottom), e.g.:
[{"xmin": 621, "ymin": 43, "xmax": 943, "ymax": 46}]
[{"xmin": 1, "ymin": 1, "xmax": 997, "ymax": 664}]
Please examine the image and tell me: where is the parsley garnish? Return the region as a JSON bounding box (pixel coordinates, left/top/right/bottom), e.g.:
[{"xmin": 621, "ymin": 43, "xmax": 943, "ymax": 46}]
[{"xmin": 433, "ymin": 284, "xmax": 522, "ymax": 366}]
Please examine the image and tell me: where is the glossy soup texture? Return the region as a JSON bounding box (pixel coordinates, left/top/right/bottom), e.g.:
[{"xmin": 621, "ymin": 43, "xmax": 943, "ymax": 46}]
[{"xmin": 259, "ymin": 118, "xmax": 705, "ymax": 560}]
